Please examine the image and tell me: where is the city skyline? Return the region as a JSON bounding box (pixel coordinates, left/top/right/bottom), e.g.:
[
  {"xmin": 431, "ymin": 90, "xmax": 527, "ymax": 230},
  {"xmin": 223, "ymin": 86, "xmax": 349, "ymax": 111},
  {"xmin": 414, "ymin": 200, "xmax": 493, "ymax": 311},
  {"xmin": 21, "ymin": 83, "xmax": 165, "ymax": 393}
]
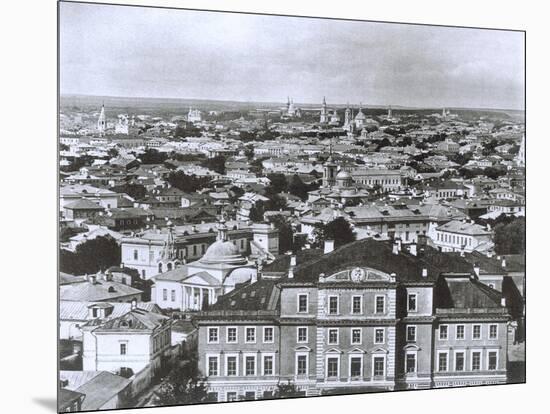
[{"xmin": 60, "ymin": 2, "xmax": 525, "ymax": 110}]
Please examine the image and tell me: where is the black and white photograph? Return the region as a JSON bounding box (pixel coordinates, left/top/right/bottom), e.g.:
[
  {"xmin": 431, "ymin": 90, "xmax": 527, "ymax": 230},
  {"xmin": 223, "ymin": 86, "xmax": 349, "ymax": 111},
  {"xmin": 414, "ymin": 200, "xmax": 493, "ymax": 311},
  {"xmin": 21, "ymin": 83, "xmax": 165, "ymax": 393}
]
[{"xmin": 55, "ymin": 1, "xmax": 527, "ymax": 412}]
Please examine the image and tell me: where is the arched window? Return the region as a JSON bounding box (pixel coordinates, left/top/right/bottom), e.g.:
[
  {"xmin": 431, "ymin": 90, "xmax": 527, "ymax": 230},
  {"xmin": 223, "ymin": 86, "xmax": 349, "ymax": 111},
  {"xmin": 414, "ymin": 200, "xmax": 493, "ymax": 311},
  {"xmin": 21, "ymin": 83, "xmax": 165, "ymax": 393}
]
[
  {"xmin": 167, "ymin": 263, "xmax": 172, "ymax": 271},
  {"xmin": 158, "ymin": 263, "xmax": 163, "ymax": 273}
]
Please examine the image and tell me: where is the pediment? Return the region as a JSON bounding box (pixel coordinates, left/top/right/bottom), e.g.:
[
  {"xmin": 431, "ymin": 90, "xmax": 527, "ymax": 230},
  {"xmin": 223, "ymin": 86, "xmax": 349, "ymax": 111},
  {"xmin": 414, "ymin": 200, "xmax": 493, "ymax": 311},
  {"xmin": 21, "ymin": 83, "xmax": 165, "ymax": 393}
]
[{"xmin": 322, "ymin": 267, "xmax": 394, "ymax": 283}]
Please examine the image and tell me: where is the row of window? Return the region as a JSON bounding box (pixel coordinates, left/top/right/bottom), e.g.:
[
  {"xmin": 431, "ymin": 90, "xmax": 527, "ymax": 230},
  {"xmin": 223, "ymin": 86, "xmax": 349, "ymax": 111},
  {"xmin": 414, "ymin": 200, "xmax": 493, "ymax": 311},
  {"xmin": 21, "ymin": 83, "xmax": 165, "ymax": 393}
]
[
  {"xmin": 208, "ymin": 326, "xmax": 274, "ymax": 344},
  {"xmin": 436, "ymin": 232, "xmax": 473, "ymax": 247},
  {"xmin": 406, "ymin": 324, "xmax": 498, "ymax": 343},
  {"xmin": 326, "ymin": 354, "xmax": 386, "ymax": 378},
  {"xmin": 297, "ymin": 294, "xmax": 387, "ymax": 315},
  {"xmin": 438, "ymin": 324, "xmax": 498, "ymax": 341},
  {"xmin": 206, "ymin": 353, "xmax": 387, "ymax": 379},
  {"xmin": 326, "ymin": 327, "xmax": 386, "ymax": 345},
  {"xmin": 207, "ymin": 353, "xmax": 275, "ymax": 377}
]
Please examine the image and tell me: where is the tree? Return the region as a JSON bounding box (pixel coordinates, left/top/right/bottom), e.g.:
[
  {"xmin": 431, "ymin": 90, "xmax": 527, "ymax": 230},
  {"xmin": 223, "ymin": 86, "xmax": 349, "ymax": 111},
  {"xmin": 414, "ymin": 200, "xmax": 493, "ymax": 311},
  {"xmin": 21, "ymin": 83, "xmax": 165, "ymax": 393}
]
[
  {"xmin": 201, "ymin": 155, "xmax": 226, "ymax": 174},
  {"xmin": 266, "ymin": 173, "xmax": 288, "ymax": 194},
  {"xmin": 312, "ymin": 217, "xmax": 356, "ymax": 249},
  {"xmin": 138, "ymin": 149, "xmax": 168, "ymax": 165},
  {"xmin": 494, "ymin": 217, "xmax": 525, "ymax": 255},
  {"xmin": 288, "ymin": 174, "xmax": 310, "ymax": 201},
  {"xmin": 153, "ymin": 358, "xmax": 208, "ymax": 406},
  {"xmin": 60, "ymin": 236, "xmax": 121, "ymax": 275},
  {"xmin": 108, "ymin": 148, "xmax": 119, "ymax": 158},
  {"xmin": 111, "ymin": 183, "xmax": 147, "ymax": 200},
  {"xmin": 273, "ymin": 380, "xmax": 302, "ymax": 398},
  {"xmin": 268, "ymin": 215, "xmax": 294, "ymax": 253},
  {"xmin": 167, "ymin": 171, "xmax": 211, "ymax": 193}
]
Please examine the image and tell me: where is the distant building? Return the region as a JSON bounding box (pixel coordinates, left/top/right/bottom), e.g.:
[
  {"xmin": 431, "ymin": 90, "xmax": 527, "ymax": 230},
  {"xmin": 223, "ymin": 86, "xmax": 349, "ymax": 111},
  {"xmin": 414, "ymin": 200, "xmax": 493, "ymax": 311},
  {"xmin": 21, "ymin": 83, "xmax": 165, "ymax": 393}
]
[
  {"xmin": 187, "ymin": 107, "xmax": 202, "ymax": 123},
  {"xmin": 434, "ymin": 220, "xmax": 493, "ymax": 253},
  {"xmin": 115, "ymin": 114, "xmax": 129, "ymax": 134}
]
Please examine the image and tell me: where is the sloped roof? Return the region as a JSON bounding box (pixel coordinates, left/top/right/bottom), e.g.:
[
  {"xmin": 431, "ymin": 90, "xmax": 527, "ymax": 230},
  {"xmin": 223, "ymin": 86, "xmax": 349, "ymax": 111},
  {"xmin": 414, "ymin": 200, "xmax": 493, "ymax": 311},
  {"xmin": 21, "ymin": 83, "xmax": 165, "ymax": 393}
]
[
  {"xmin": 209, "ymin": 279, "xmax": 280, "ymax": 311},
  {"xmin": 59, "ymin": 300, "xmax": 161, "ymax": 321},
  {"xmin": 60, "ymin": 280, "xmax": 143, "ymax": 302},
  {"xmin": 74, "ymin": 371, "xmax": 131, "ymax": 411},
  {"xmin": 289, "ymin": 239, "xmax": 474, "ymax": 284},
  {"xmin": 436, "ymin": 275, "xmax": 503, "ymax": 309},
  {"xmin": 64, "ymin": 199, "xmax": 105, "ymax": 210},
  {"xmin": 93, "ymin": 308, "xmax": 169, "ymax": 332}
]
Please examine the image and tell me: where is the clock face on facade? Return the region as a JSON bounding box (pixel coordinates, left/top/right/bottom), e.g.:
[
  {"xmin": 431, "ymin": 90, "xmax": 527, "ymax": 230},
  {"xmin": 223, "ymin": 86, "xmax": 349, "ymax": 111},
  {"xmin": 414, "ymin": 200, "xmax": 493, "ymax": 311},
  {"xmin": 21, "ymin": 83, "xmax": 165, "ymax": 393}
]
[{"xmin": 350, "ymin": 267, "xmax": 365, "ymax": 282}]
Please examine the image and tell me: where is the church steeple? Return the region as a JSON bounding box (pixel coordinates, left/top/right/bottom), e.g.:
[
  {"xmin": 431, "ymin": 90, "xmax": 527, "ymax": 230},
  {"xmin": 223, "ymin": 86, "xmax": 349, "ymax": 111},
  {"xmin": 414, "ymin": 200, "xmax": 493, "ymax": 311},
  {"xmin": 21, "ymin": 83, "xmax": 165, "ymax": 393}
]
[{"xmin": 97, "ymin": 103, "xmax": 106, "ymax": 136}]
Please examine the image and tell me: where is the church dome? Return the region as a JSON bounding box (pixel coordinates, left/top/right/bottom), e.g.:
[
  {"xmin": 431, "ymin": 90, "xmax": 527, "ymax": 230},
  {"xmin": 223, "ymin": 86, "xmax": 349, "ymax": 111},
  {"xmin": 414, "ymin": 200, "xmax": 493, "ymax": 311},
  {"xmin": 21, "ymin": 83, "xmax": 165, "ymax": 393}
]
[
  {"xmin": 200, "ymin": 240, "xmax": 247, "ymax": 265},
  {"xmin": 336, "ymin": 170, "xmax": 352, "ymax": 180},
  {"xmin": 355, "ymin": 110, "xmax": 366, "ymax": 120}
]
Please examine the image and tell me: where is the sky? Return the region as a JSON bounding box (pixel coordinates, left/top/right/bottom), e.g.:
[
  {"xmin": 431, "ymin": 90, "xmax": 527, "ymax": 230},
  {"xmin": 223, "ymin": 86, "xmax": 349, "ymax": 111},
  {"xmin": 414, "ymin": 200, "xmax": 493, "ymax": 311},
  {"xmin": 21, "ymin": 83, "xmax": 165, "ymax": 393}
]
[{"xmin": 59, "ymin": 2, "xmax": 525, "ymax": 110}]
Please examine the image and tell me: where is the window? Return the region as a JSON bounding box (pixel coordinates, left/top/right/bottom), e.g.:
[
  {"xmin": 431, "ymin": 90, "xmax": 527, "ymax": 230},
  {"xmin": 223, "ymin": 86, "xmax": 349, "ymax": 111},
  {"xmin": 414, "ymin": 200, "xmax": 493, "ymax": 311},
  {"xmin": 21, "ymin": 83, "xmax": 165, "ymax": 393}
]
[
  {"xmin": 162, "ymin": 289, "xmax": 167, "ymax": 301},
  {"xmin": 438, "ymin": 352, "xmax": 448, "ymax": 372},
  {"xmin": 327, "ymin": 357, "xmax": 339, "ymax": 378},
  {"xmin": 351, "ymin": 328, "xmax": 362, "ymax": 344},
  {"xmin": 207, "ymin": 327, "xmax": 219, "ymax": 344},
  {"xmin": 133, "ymin": 249, "xmax": 138, "ymax": 260},
  {"xmin": 263, "ymin": 327, "xmax": 274, "ymax": 343},
  {"xmin": 297, "ymin": 327, "xmax": 308, "ymax": 343},
  {"xmin": 406, "ymin": 353, "xmax": 416, "ymax": 373},
  {"xmin": 120, "ymin": 343, "xmax": 127, "ymax": 355},
  {"xmin": 244, "ymin": 391, "xmax": 255, "ymax": 401},
  {"xmin": 489, "ymin": 324, "xmax": 498, "ymax": 339},
  {"xmin": 328, "ymin": 328, "xmax": 339, "ymax": 345},
  {"xmin": 439, "ymin": 325, "xmax": 448, "ymax": 340},
  {"xmin": 171, "ymin": 290, "xmax": 175, "ymax": 302},
  {"xmin": 375, "ymin": 296, "xmax": 385, "ymax": 314},
  {"xmin": 455, "ymin": 352, "xmax": 465, "ymax": 371},
  {"xmin": 226, "ymin": 356, "xmax": 237, "ymax": 376},
  {"xmin": 328, "ymin": 296, "xmax": 339, "ymax": 315},
  {"xmin": 226, "ymin": 327, "xmax": 237, "ymax": 343},
  {"xmin": 350, "ymin": 357, "xmax": 362, "ymax": 378},
  {"xmin": 472, "ymin": 351, "xmax": 481, "ymax": 371},
  {"xmin": 245, "ymin": 355, "xmax": 256, "ymax": 376},
  {"xmin": 245, "ymin": 327, "xmax": 256, "ymax": 343},
  {"xmin": 373, "ymin": 356, "xmax": 385, "ymax": 377},
  {"xmin": 298, "ymin": 294, "xmax": 308, "ymax": 313},
  {"xmin": 407, "ymin": 293, "xmax": 417, "ymax": 312},
  {"xmin": 226, "ymin": 392, "xmax": 237, "ymax": 401},
  {"xmin": 208, "ymin": 356, "xmax": 218, "ymax": 376},
  {"xmin": 263, "ymin": 355, "xmax": 274, "ymax": 376},
  {"xmin": 406, "ymin": 325, "xmax": 417, "ymax": 342},
  {"xmin": 374, "ymin": 328, "xmax": 385, "ymax": 344},
  {"xmin": 297, "ymin": 354, "xmax": 308, "ymax": 375},
  {"xmin": 488, "ymin": 351, "xmax": 498, "ymax": 370},
  {"xmin": 92, "ymin": 308, "xmax": 98, "ymax": 318},
  {"xmin": 473, "ymin": 324, "xmax": 481, "ymax": 339},
  {"xmin": 352, "ymin": 296, "xmax": 362, "ymax": 314},
  {"xmin": 456, "ymin": 325, "xmax": 465, "ymax": 340}
]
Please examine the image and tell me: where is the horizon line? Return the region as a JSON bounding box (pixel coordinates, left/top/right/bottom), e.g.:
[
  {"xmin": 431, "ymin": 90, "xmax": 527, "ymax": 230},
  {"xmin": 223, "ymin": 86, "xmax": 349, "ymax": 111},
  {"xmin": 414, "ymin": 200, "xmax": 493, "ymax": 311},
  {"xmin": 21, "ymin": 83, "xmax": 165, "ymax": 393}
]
[{"xmin": 60, "ymin": 93, "xmax": 525, "ymax": 113}]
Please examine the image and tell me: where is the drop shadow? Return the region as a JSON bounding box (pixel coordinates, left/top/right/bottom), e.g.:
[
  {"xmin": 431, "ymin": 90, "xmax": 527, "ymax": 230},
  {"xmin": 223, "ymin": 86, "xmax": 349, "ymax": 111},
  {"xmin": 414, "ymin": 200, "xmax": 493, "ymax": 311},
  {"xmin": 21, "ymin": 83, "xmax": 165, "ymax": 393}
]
[{"xmin": 32, "ymin": 397, "xmax": 58, "ymax": 412}]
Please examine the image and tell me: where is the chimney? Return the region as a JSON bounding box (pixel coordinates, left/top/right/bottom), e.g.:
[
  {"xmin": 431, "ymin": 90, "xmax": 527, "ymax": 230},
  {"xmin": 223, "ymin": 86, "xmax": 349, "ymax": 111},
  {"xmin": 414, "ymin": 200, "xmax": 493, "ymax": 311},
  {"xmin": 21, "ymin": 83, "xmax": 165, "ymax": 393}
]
[
  {"xmin": 89, "ymin": 274, "xmax": 96, "ymax": 284},
  {"xmin": 324, "ymin": 240, "xmax": 335, "ymax": 254},
  {"xmin": 460, "ymin": 245, "xmax": 465, "ymax": 257},
  {"xmin": 501, "ymin": 297, "xmax": 507, "ymax": 307},
  {"xmin": 390, "ymin": 272, "xmax": 396, "ymax": 282},
  {"xmin": 319, "ymin": 273, "xmax": 326, "ymax": 282},
  {"xmin": 250, "ymin": 271, "xmax": 258, "ymax": 283},
  {"xmin": 417, "ymin": 234, "xmax": 427, "ymax": 247},
  {"xmin": 421, "ymin": 268, "xmax": 428, "ymax": 278},
  {"xmin": 501, "ymin": 258, "xmax": 506, "ymax": 268},
  {"xmin": 409, "ymin": 243, "xmax": 417, "ymax": 256},
  {"xmin": 473, "ymin": 264, "xmax": 480, "ymax": 278},
  {"xmin": 486, "ymin": 223, "xmax": 492, "ymax": 231},
  {"xmin": 392, "ymin": 240, "xmax": 401, "ymax": 255},
  {"xmin": 131, "ymin": 299, "xmax": 137, "ymax": 310}
]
